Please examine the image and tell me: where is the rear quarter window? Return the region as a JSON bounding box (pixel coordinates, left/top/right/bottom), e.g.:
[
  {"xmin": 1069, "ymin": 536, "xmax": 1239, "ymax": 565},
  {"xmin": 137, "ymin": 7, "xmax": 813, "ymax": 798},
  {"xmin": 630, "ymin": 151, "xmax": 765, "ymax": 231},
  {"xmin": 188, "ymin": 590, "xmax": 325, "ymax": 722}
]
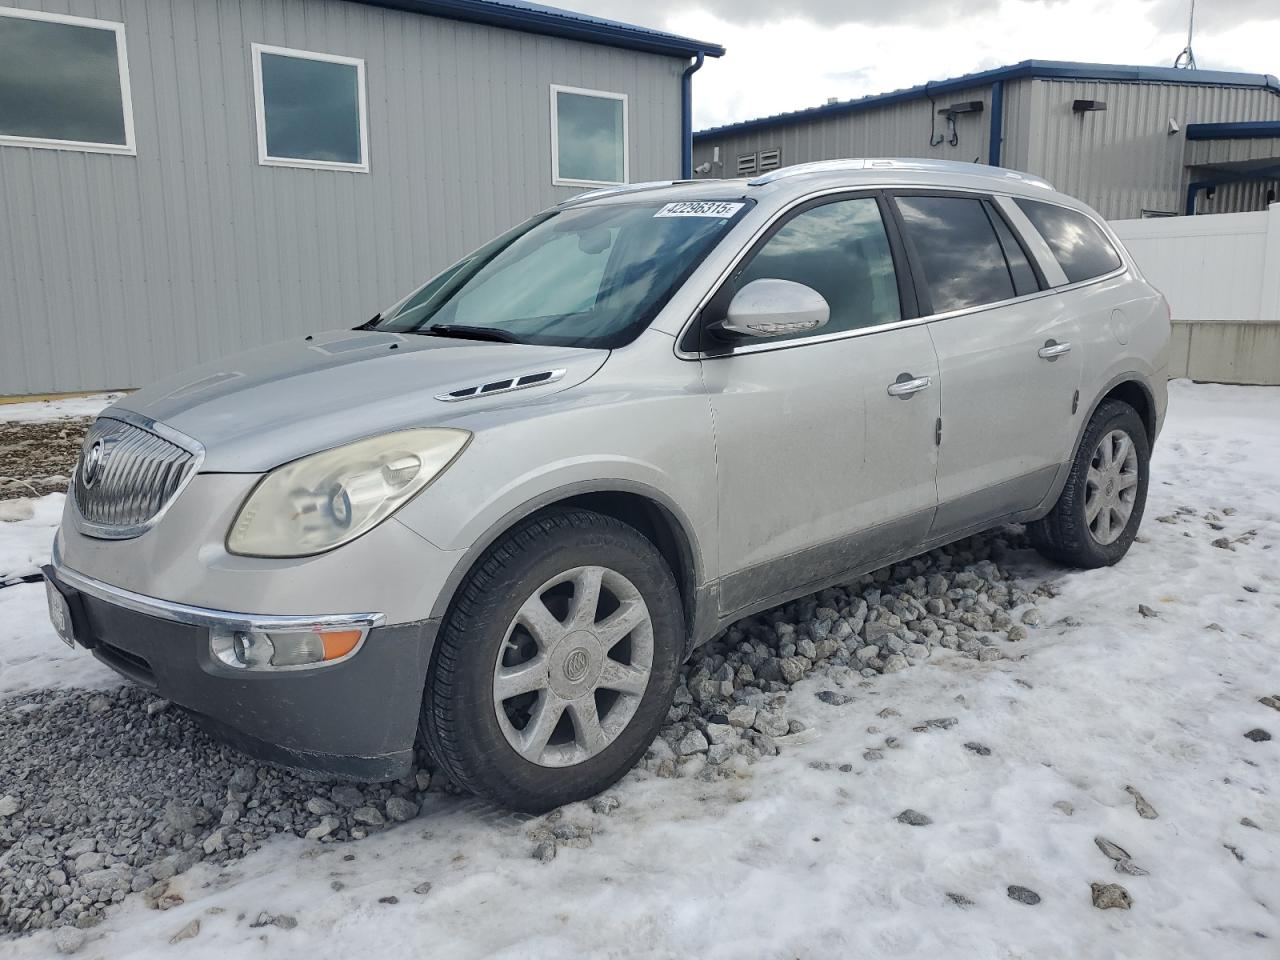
[{"xmin": 1014, "ymin": 198, "xmax": 1122, "ymax": 285}]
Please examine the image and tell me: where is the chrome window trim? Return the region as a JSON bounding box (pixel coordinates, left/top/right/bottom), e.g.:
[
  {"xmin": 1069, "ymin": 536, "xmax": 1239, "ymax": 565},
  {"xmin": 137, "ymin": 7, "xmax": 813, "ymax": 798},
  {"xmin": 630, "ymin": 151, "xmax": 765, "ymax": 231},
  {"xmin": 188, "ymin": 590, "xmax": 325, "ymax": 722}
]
[
  {"xmin": 52, "ymin": 541, "xmax": 385, "ymax": 636},
  {"xmin": 673, "ymin": 182, "xmax": 1129, "ymax": 360},
  {"xmin": 70, "ymin": 408, "xmax": 207, "ymax": 540}
]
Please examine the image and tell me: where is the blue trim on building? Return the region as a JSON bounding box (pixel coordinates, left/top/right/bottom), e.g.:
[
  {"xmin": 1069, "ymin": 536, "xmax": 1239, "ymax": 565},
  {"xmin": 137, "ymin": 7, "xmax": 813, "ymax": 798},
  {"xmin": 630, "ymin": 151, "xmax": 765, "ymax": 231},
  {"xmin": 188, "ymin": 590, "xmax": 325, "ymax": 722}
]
[
  {"xmin": 987, "ymin": 80, "xmax": 1004, "ymax": 167},
  {"xmin": 694, "ymin": 60, "xmax": 1280, "ymax": 139},
  {"xmin": 1186, "ymin": 121, "xmax": 1280, "ymax": 141},
  {"xmin": 349, "ymin": 0, "xmax": 724, "ymax": 58}
]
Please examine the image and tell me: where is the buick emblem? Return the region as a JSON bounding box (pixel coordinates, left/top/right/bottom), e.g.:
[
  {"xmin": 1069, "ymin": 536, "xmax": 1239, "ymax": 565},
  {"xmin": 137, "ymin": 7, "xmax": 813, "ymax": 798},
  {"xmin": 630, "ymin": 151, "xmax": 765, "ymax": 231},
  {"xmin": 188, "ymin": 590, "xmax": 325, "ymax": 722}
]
[
  {"xmin": 82, "ymin": 439, "xmax": 105, "ymax": 488},
  {"xmin": 563, "ymin": 648, "xmax": 591, "ymax": 683}
]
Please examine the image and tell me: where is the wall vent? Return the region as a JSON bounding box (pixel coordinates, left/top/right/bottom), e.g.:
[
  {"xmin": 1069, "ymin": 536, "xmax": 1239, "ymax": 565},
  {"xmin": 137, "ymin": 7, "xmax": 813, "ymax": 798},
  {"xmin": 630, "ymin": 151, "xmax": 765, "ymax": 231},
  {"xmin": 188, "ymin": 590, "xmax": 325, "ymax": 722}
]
[
  {"xmin": 758, "ymin": 148, "xmax": 781, "ymax": 172},
  {"xmin": 736, "ymin": 154, "xmax": 758, "ymax": 176}
]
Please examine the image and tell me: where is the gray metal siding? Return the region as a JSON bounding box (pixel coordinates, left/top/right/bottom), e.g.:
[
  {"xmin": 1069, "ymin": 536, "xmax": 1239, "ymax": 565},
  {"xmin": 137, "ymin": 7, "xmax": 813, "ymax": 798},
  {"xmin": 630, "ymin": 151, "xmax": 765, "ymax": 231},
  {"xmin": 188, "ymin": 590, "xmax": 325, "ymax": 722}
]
[
  {"xmin": 692, "ymin": 82, "xmax": 1000, "ymax": 179},
  {"xmin": 1025, "ymin": 79, "xmax": 1280, "ymax": 219},
  {"xmin": 0, "ymin": 0, "xmax": 685, "ymax": 393}
]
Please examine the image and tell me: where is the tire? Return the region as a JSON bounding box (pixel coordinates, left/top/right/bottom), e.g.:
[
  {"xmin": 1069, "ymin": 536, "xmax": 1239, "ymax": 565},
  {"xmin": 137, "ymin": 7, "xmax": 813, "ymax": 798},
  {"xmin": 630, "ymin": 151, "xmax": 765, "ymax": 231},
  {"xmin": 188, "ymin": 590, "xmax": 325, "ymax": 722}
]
[
  {"xmin": 420, "ymin": 507, "xmax": 683, "ymax": 813},
  {"xmin": 1030, "ymin": 398, "xmax": 1150, "ymax": 568}
]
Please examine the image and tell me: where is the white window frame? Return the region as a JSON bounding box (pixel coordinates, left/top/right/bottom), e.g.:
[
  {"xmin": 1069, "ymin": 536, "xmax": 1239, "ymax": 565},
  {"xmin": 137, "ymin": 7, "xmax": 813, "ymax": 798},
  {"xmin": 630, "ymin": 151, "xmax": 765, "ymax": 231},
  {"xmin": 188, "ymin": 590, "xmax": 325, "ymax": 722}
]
[
  {"xmin": 0, "ymin": 6, "xmax": 136, "ymax": 156},
  {"xmin": 251, "ymin": 42, "xmax": 369, "ymax": 173},
  {"xmin": 549, "ymin": 84, "xmax": 628, "ymax": 188}
]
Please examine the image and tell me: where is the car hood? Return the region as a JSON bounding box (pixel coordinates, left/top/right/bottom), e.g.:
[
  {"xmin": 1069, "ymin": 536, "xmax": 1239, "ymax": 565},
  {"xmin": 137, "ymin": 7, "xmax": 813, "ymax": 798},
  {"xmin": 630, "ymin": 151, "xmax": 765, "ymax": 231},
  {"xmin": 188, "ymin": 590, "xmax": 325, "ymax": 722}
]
[{"xmin": 109, "ymin": 330, "xmax": 608, "ymax": 472}]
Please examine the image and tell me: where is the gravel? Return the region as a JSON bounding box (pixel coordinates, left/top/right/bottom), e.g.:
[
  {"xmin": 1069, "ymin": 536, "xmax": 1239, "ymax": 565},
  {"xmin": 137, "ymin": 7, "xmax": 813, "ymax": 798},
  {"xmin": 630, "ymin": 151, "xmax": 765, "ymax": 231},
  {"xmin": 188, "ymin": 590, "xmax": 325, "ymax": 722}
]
[
  {"xmin": 643, "ymin": 528, "xmax": 1044, "ymax": 781},
  {"xmin": 1, "ymin": 527, "xmax": 1045, "ymax": 937},
  {"xmin": 0, "ymin": 685, "xmax": 445, "ymax": 936},
  {"xmin": 0, "ymin": 418, "xmax": 89, "ymax": 501}
]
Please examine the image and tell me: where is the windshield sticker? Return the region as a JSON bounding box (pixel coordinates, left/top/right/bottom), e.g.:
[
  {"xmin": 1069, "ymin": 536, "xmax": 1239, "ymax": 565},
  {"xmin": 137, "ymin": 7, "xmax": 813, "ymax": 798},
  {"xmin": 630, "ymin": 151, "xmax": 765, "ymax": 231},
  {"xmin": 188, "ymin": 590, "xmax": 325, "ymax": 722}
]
[{"xmin": 654, "ymin": 201, "xmax": 745, "ymax": 218}]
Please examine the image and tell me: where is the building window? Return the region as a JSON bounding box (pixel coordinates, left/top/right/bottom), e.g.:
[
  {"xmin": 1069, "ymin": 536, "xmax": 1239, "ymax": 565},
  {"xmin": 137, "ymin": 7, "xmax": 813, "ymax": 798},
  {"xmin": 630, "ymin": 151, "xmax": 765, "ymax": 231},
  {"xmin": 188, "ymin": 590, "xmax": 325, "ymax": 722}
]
[
  {"xmin": 251, "ymin": 43, "xmax": 368, "ymax": 172},
  {"xmin": 0, "ymin": 7, "xmax": 135, "ymax": 155},
  {"xmin": 550, "ymin": 85, "xmax": 627, "ymax": 187}
]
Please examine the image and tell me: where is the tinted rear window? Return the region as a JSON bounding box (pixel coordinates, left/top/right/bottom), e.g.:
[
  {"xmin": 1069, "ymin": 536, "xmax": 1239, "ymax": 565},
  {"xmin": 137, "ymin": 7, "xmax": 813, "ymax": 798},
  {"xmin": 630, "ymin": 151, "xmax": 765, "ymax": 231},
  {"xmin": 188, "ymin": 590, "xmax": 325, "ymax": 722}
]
[{"xmin": 1014, "ymin": 198, "xmax": 1122, "ymax": 284}]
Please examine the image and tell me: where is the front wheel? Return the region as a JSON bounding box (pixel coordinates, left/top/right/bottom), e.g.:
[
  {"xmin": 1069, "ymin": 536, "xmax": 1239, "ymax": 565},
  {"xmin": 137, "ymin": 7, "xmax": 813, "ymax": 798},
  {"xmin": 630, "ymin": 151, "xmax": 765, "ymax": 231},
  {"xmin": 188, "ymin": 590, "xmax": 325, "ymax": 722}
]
[
  {"xmin": 420, "ymin": 508, "xmax": 683, "ymax": 813},
  {"xmin": 1030, "ymin": 398, "xmax": 1150, "ymax": 568}
]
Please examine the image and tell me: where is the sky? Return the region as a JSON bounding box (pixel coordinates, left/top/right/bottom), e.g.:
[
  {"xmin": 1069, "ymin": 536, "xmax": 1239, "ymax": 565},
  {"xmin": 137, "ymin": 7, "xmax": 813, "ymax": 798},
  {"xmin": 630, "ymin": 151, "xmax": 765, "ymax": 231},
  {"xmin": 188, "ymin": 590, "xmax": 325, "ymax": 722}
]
[{"xmin": 570, "ymin": 0, "xmax": 1280, "ymax": 130}]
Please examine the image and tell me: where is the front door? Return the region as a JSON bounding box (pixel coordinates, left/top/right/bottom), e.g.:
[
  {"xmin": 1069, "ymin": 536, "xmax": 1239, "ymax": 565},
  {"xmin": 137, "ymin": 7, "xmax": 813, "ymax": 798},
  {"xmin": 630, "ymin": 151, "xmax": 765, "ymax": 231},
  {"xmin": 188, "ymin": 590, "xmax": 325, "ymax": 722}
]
[{"xmin": 696, "ymin": 194, "xmax": 942, "ymax": 616}]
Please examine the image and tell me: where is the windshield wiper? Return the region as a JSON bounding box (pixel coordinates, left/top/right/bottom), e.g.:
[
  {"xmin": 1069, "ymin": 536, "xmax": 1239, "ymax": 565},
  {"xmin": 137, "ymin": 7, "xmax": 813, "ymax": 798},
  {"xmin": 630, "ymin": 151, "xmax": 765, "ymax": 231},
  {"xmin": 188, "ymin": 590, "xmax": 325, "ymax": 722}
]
[{"xmin": 413, "ymin": 324, "xmax": 521, "ymax": 344}]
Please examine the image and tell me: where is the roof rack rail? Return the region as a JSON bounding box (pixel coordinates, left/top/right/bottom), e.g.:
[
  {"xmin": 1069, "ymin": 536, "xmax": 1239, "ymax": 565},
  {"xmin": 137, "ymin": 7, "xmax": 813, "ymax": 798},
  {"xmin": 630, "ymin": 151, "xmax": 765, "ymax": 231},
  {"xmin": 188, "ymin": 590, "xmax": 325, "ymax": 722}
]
[
  {"xmin": 747, "ymin": 157, "xmax": 1054, "ymax": 190},
  {"xmin": 558, "ymin": 180, "xmax": 705, "ymax": 206}
]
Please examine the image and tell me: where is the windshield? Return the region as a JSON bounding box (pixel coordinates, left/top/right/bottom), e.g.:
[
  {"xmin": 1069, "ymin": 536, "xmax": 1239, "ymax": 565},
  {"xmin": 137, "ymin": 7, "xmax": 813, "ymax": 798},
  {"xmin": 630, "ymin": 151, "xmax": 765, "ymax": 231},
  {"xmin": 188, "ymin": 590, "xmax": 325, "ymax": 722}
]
[{"xmin": 376, "ymin": 199, "xmax": 751, "ymax": 348}]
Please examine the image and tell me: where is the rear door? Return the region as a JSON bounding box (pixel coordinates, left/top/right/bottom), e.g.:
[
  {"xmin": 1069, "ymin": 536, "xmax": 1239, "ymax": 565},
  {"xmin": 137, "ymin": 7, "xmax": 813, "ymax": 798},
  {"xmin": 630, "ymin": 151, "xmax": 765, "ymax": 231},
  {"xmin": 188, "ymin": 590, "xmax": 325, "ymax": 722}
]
[
  {"xmin": 890, "ymin": 191, "xmax": 1083, "ymax": 538},
  {"xmin": 695, "ymin": 193, "xmax": 941, "ymax": 616}
]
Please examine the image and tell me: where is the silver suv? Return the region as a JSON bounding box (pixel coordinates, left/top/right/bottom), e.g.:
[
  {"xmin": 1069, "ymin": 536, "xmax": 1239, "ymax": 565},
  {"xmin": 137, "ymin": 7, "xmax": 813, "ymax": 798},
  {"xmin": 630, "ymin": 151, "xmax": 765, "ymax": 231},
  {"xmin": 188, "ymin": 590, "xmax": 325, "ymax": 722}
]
[{"xmin": 44, "ymin": 159, "xmax": 1169, "ymax": 812}]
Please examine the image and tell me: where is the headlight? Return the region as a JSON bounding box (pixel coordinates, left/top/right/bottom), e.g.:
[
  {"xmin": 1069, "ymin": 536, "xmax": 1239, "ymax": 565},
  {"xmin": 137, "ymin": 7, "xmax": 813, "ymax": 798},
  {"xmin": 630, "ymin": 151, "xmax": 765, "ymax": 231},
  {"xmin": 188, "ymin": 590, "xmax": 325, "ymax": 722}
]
[{"xmin": 227, "ymin": 428, "xmax": 470, "ymax": 557}]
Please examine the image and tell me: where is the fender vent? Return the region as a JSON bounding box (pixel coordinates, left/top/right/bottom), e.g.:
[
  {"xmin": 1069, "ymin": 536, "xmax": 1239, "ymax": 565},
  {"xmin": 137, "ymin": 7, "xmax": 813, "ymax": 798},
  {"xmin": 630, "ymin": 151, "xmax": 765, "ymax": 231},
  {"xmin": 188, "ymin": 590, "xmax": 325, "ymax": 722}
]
[{"xmin": 435, "ymin": 368, "xmax": 567, "ymax": 402}]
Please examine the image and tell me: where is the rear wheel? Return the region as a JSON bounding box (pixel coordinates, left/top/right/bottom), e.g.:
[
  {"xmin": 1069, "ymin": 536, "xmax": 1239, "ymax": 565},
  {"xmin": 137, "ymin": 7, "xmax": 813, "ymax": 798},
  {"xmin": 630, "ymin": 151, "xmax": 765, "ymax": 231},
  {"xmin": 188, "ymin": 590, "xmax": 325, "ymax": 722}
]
[
  {"xmin": 1030, "ymin": 399, "xmax": 1150, "ymax": 568},
  {"xmin": 420, "ymin": 508, "xmax": 683, "ymax": 813}
]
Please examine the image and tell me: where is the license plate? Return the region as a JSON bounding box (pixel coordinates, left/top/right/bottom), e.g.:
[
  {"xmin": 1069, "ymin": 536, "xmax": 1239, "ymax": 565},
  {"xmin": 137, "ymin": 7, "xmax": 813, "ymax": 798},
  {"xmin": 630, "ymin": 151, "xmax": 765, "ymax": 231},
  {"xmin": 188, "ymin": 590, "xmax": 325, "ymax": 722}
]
[{"xmin": 45, "ymin": 579, "xmax": 76, "ymax": 648}]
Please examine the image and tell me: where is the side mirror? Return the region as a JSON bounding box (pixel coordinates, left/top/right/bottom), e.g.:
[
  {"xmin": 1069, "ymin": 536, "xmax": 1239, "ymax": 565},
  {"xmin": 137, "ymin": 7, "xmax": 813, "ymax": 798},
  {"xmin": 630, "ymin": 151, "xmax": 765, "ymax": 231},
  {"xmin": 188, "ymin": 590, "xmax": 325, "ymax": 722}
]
[{"xmin": 715, "ymin": 278, "xmax": 830, "ymax": 340}]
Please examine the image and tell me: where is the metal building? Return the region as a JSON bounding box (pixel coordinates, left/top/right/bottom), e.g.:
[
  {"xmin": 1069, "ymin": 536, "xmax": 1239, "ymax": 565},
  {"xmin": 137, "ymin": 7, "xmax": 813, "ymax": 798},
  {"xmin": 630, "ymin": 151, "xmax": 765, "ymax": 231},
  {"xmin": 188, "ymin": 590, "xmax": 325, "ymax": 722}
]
[
  {"xmin": 0, "ymin": 0, "xmax": 722, "ymax": 394},
  {"xmin": 693, "ymin": 60, "xmax": 1280, "ymax": 222}
]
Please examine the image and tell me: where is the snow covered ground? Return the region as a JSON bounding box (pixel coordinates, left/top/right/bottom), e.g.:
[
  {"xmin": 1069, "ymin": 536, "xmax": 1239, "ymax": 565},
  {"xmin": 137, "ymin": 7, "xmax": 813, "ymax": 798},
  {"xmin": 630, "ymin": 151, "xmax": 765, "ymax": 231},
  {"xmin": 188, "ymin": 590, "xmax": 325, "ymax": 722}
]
[{"xmin": 2, "ymin": 380, "xmax": 1277, "ymax": 959}]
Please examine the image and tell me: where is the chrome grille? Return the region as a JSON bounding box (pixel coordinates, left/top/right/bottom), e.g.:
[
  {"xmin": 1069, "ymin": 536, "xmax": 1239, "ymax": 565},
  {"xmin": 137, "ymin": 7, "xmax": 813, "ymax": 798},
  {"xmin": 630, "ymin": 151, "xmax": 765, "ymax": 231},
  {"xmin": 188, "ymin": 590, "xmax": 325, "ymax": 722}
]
[{"xmin": 72, "ymin": 414, "xmax": 204, "ymax": 539}]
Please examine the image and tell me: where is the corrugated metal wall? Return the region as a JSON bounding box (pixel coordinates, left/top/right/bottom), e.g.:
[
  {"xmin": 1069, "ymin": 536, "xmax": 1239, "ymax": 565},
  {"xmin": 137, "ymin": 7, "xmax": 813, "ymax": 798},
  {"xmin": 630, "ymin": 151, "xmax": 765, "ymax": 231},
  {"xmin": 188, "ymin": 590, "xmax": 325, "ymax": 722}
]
[
  {"xmin": 1025, "ymin": 79, "xmax": 1280, "ymax": 219},
  {"xmin": 693, "ymin": 75, "xmax": 1280, "ymax": 222},
  {"xmin": 0, "ymin": 0, "xmax": 686, "ymax": 394},
  {"xmin": 692, "ymin": 83, "xmax": 999, "ymax": 178}
]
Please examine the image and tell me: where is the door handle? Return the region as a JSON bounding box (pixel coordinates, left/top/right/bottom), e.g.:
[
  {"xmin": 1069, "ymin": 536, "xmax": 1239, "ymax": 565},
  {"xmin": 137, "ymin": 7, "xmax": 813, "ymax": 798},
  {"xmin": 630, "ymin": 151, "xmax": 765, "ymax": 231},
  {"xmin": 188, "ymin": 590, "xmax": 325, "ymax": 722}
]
[
  {"xmin": 1038, "ymin": 340, "xmax": 1072, "ymax": 360},
  {"xmin": 887, "ymin": 375, "xmax": 932, "ymax": 398}
]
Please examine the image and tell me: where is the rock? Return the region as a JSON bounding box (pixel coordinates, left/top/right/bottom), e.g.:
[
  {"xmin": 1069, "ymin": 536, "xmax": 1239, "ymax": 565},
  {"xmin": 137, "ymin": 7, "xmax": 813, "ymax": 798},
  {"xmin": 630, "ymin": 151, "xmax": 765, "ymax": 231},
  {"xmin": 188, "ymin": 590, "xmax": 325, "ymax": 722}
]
[
  {"xmin": 1243, "ymin": 728, "xmax": 1271, "ymax": 742},
  {"xmin": 1241, "ymin": 817, "xmax": 1260, "ymax": 829},
  {"xmin": 162, "ymin": 802, "xmax": 208, "ymax": 833},
  {"xmin": 977, "ymin": 647, "xmax": 1003, "ymax": 662},
  {"xmin": 1259, "ymin": 696, "xmax": 1280, "ymax": 712},
  {"xmin": 201, "ymin": 829, "xmax": 227, "ymax": 855},
  {"xmin": 414, "ymin": 881, "xmax": 433, "ymax": 895},
  {"xmin": 863, "ymin": 749, "xmax": 883, "ymax": 761},
  {"xmin": 145, "ymin": 699, "xmax": 171, "ymax": 716},
  {"xmin": 1210, "ymin": 537, "xmax": 1234, "ymax": 550},
  {"xmin": 945, "ymin": 892, "xmax": 974, "ymax": 908},
  {"xmin": 1137, "ymin": 604, "xmax": 1159, "ymax": 618},
  {"xmin": 882, "ymin": 654, "xmax": 909, "ymax": 673},
  {"xmin": 1020, "ymin": 608, "xmax": 1043, "ymax": 627},
  {"xmin": 72, "ymin": 851, "xmax": 105, "ymax": 875},
  {"xmin": 1090, "ymin": 882, "xmax": 1132, "ymax": 910},
  {"xmin": 54, "ymin": 926, "xmax": 87, "ymax": 954},
  {"xmin": 963, "ymin": 742, "xmax": 991, "ymax": 756},
  {"xmin": 385, "ymin": 797, "xmax": 418, "ymax": 822},
  {"xmin": 330, "ymin": 785, "xmax": 365, "ymax": 808},
  {"xmin": 378, "ymin": 896, "xmax": 399, "ymax": 905},
  {"xmin": 1053, "ymin": 800, "xmax": 1074, "ymax": 816},
  {"xmin": 727, "ymin": 705, "xmax": 757, "ymax": 729},
  {"xmin": 895, "ymin": 809, "xmax": 932, "ymax": 826},
  {"xmin": 816, "ymin": 690, "xmax": 853, "ymax": 706},
  {"xmin": 532, "ymin": 841, "xmax": 556, "ymax": 862},
  {"xmin": 304, "ymin": 817, "xmax": 339, "ymax": 841},
  {"xmin": 705, "ymin": 722, "xmax": 735, "ymax": 745},
  {"xmin": 1125, "ymin": 785, "xmax": 1158, "ymax": 819},
  {"xmin": 1005, "ymin": 625, "xmax": 1028, "ymax": 642},
  {"xmin": 676, "ymin": 730, "xmax": 710, "ymax": 755},
  {"xmin": 250, "ymin": 912, "xmax": 297, "ymax": 929},
  {"xmin": 1224, "ymin": 843, "xmax": 1245, "ymax": 863},
  {"xmin": 352, "ymin": 806, "xmax": 385, "ymax": 826},
  {"xmin": 305, "ymin": 797, "xmax": 336, "ymax": 816},
  {"xmin": 1007, "ymin": 885, "xmax": 1041, "ymax": 906},
  {"xmin": 0, "ymin": 795, "xmax": 23, "ymax": 817},
  {"xmin": 168, "ymin": 919, "xmax": 200, "ymax": 944},
  {"xmin": 926, "ymin": 717, "xmax": 958, "ymax": 730}
]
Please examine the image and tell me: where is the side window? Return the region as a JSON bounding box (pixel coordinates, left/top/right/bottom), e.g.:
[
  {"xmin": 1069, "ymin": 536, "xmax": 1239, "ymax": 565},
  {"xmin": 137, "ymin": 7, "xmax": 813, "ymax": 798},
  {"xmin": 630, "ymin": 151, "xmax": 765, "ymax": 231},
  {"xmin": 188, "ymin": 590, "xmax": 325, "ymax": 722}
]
[
  {"xmin": 988, "ymin": 206, "xmax": 1040, "ymax": 296},
  {"xmin": 733, "ymin": 197, "xmax": 901, "ymax": 340},
  {"xmin": 895, "ymin": 195, "xmax": 1018, "ymax": 313},
  {"xmin": 1014, "ymin": 198, "xmax": 1122, "ymax": 284}
]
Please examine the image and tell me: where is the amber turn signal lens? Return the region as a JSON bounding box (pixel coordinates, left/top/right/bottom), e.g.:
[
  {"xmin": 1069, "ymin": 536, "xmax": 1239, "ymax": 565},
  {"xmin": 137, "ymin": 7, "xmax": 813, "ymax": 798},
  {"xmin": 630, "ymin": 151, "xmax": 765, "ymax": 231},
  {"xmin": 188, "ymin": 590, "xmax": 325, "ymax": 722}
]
[{"xmin": 320, "ymin": 630, "xmax": 363, "ymax": 661}]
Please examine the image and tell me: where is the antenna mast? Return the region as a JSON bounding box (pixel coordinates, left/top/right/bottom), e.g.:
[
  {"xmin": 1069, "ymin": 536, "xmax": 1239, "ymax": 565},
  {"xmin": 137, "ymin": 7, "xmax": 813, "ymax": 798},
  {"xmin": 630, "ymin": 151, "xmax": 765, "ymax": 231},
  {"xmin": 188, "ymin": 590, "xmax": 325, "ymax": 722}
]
[{"xmin": 1173, "ymin": 0, "xmax": 1197, "ymax": 69}]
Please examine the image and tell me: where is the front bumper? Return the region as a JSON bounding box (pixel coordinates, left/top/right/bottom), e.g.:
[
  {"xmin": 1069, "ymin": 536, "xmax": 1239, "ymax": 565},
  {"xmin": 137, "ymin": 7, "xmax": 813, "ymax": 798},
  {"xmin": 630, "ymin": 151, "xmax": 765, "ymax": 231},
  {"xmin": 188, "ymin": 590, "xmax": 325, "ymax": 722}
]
[{"xmin": 43, "ymin": 558, "xmax": 438, "ymax": 781}]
